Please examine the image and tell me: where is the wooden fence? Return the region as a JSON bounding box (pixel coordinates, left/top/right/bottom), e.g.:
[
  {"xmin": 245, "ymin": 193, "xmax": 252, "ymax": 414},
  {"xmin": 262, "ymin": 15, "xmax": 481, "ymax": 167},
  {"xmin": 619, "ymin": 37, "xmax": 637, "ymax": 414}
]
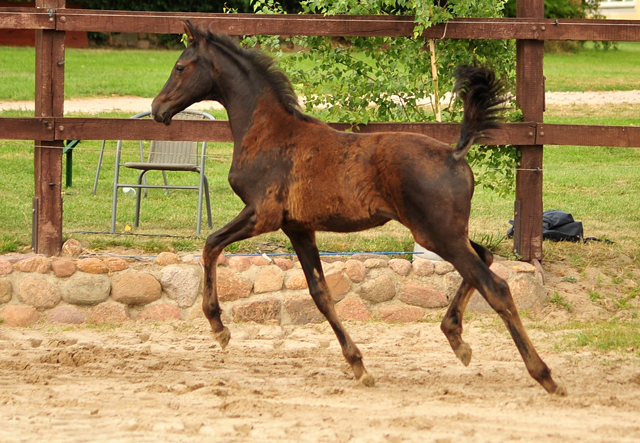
[{"xmin": 1, "ymin": 0, "xmax": 639, "ymax": 265}]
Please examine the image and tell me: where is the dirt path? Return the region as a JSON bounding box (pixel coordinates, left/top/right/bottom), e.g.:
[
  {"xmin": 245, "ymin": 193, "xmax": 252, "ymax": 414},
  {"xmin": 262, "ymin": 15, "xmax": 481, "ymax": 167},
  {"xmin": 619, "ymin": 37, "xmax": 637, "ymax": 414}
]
[
  {"xmin": 1, "ymin": 318, "xmax": 639, "ymax": 443},
  {"xmin": 2, "ymin": 90, "xmax": 640, "ymax": 114}
]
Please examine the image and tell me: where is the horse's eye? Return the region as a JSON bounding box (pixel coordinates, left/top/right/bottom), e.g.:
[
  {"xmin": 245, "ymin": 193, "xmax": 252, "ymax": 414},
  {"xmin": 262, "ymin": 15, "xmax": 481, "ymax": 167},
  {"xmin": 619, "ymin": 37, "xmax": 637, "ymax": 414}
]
[{"xmin": 176, "ymin": 65, "xmax": 186, "ymax": 73}]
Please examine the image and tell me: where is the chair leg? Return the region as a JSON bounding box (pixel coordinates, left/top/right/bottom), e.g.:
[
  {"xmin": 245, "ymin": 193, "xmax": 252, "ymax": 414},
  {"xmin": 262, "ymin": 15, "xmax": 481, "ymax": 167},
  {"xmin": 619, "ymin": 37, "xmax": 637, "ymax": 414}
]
[
  {"xmin": 162, "ymin": 171, "xmax": 169, "ymax": 196},
  {"xmin": 93, "ymin": 140, "xmax": 107, "ymax": 196},
  {"xmin": 134, "ymin": 171, "xmax": 146, "ymax": 228},
  {"xmin": 196, "ymin": 173, "xmax": 204, "ymax": 237},
  {"xmin": 110, "ymin": 140, "xmax": 124, "ymax": 234},
  {"xmin": 204, "ymin": 175, "xmax": 213, "ymax": 229},
  {"xmin": 110, "ymin": 185, "xmax": 119, "ymax": 234}
]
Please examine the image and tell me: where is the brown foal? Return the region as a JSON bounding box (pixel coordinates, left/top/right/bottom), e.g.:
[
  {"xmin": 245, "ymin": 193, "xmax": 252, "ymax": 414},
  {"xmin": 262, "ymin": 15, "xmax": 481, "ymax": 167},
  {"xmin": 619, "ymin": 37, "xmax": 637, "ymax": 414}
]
[{"xmin": 151, "ymin": 20, "xmax": 565, "ymax": 395}]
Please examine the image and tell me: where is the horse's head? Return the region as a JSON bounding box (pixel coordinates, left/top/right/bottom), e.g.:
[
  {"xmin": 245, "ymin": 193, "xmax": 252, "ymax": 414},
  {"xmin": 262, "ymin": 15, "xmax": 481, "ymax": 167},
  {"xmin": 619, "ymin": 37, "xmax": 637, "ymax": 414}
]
[{"xmin": 152, "ymin": 20, "xmax": 218, "ymax": 125}]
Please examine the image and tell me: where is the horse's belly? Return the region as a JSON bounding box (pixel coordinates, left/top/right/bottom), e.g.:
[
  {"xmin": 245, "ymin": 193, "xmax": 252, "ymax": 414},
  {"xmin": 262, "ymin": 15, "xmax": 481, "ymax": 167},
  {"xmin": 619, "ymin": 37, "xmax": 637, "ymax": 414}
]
[
  {"xmin": 320, "ymin": 214, "xmax": 391, "ymax": 233},
  {"xmin": 284, "ymin": 197, "xmax": 392, "ymax": 233}
]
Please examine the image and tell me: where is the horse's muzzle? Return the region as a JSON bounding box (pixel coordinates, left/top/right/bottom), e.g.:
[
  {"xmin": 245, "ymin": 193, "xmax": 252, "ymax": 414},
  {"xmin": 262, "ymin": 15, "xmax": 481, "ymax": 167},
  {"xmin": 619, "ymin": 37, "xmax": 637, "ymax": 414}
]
[
  {"xmin": 151, "ymin": 110, "xmax": 172, "ymax": 126},
  {"xmin": 151, "ymin": 98, "xmax": 173, "ymax": 125}
]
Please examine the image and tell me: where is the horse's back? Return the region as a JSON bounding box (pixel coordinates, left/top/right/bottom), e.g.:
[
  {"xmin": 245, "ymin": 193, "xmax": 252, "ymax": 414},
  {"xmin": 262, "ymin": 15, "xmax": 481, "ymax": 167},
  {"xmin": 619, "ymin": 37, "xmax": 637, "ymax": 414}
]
[{"xmin": 276, "ymin": 119, "xmax": 472, "ymax": 231}]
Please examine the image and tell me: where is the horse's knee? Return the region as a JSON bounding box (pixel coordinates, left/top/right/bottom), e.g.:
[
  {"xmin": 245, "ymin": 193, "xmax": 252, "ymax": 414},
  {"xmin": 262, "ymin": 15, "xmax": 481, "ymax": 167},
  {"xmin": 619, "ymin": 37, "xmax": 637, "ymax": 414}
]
[
  {"xmin": 495, "ymin": 277, "xmax": 512, "ymax": 300},
  {"xmin": 202, "ymin": 299, "xmax": 221, "ymax": 320},
  {"xmin": 203, "ymin": 236, "xmax": 221, "ymax": 261}
]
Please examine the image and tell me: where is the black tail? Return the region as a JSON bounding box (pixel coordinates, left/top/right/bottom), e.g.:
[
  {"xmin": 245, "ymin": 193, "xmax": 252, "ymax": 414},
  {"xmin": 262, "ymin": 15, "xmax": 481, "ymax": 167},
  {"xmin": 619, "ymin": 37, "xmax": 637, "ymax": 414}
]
[{"xmin": 452, "ymin": 66, "xmax": 506, "ymax": 161}]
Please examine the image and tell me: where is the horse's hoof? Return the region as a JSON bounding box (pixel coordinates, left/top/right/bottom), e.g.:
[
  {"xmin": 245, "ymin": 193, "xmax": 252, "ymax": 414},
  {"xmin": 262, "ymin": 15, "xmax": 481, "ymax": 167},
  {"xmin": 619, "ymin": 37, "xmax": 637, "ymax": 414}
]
[
  {"xmin": 213, "ymin": 326, "xmax": 231, "ymax": 349},
  {"xmin": 552, "ymin": 383, "xmax": 568, "ymax": 397},
  {"xmin": 359, "ymin": 372, "xmax": 375, "ymax": 387},
  {"xmin": 455, "ymin": 343, "xmax": 472, "ymax": 367}
]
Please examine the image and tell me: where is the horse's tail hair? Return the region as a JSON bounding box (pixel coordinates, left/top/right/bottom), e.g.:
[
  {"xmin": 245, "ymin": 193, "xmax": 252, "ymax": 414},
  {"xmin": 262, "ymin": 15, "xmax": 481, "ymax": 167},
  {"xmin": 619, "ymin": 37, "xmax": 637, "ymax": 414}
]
[{"xmin": 452, "ymin": 65, "xmax": 506, "ymax": 161}]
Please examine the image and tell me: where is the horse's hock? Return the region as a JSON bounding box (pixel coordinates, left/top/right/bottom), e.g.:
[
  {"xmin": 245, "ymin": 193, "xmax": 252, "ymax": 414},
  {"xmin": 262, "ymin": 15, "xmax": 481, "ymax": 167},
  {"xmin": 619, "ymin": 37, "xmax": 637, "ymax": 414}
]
[{"xmin": 0, "ymin": 241, "xmax": 547, "ymax": 328}]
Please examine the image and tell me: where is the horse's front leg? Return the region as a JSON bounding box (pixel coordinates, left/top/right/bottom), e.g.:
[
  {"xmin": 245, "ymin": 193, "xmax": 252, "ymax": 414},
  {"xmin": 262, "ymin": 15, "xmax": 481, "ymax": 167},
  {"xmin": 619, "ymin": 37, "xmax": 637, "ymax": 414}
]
[
  {"xmin": 284, "ymin": 228, "xmax": 374, "ymax": 387},
  {"xmin": 203, "ymin": 207, "xmax": 257, "ymax": 348}
]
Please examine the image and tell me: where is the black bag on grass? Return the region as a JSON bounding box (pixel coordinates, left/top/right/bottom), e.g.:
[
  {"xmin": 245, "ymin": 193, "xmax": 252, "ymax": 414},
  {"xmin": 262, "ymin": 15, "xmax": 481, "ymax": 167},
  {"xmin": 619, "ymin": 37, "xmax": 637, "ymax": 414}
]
[{"xmin": 507, "ymin": 209, "xmax": 583, "ymax": 242}]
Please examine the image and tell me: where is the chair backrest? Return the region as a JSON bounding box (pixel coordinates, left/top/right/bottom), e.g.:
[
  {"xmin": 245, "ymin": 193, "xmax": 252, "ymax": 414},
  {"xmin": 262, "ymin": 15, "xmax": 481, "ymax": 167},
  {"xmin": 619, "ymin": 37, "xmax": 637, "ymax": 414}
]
[{"xmin": 147, "ymin": 111, "xmax": 207, "ymax": 166}]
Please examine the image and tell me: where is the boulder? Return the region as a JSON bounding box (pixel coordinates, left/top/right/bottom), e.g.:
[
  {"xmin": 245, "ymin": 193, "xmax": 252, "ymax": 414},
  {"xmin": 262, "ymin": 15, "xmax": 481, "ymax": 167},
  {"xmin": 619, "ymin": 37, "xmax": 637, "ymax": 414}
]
[
  {"xmin": 233, "ymin": 299, "xmax": 281, "ymax": 324},
  {"xmin": 356, "ymin": 274, "xmax": 396, "ymax": 303},
  {"xmin": 14, "ymin": 256, "xmax": 51, "ymax": 274},
  {"xmin": 388, "ymin": 258, "xmax": 412, "ymax": 276},
  {"xmin": 76, "ymin": 258, "xmax": 109, "ymax": 274},
  {"xmin": 155, "ymin": 252, "xmax": 180, "ymax": 266},
  {"xmin": 1, "ymin": 305, "xmax": 39, "ymax": 327},
  {"xmin": 377, "ymin": 304, "xmax": 425, "ymax": 322},
  {"xmin": 412, "ymin": 258, "xmax": 434, "ymax": 277},
  {"xmin": 0, "ymin": 279, "xmax": 13, "ymax": 303},
  {"xmin": 325, "ymin": 271, "xmax": 350, "ymax": 301},
  {"xmin": 61, "ymin": 273, "xmax": 111, "ymax": 305},
  {"xmin": 228, "ymin": 256, "xmax": 251, "ymax": 272},
  {"xmin": 285, "ymin": 272, "xmax": 308, "ymax": 290},
  {"xmin": 345, "ymin": 260, "xmax": 366, "ymax": 283},
  {"xmin": 284, "ymin": 295, "xmax": 324, "ymax": 325},
  {"xmin": 111, "ymin": 272, "xmax": 161, "ymax": 305},
  {"xmin": 51, "ymin": 259, "xmax": 76, "ymax": 278},
  {"xmin": 138, "ymin": 303, "xmax": 181, "ymax": 321},
  {"xmin": 61, "ymin": 238, "xmax": 83, "ymax": 257},
  {"xmin": 335, "ymin": 298, "xmax": 371, "ymax": 321},
  {"xmin": 217, "ymin": 268, "xmax": 252, "ymax": 302},
  {"xmin": 0, "ymin": 259, "xmax": 13, "ymax": 275},
  {"xmin": 400, "ymin": 283, "xmax": 448, "ymax": 308},
  {"xmin": 91, "ymin": 302, "xmax": 130, "ymax": 323},
  {"xmin": 253, "ymin": 266, "xmax": 284, "ymax": 294},
  {"xmin": 19, "ymin": 275, "xmax": 61, "ymax": 309},
  {"xmin": 161, "ymin": 265, "xmax": 201, "ymax": 308},
  {"xmin": 46, "ymin": 305, "xmax": 85, "ymax": 324}
]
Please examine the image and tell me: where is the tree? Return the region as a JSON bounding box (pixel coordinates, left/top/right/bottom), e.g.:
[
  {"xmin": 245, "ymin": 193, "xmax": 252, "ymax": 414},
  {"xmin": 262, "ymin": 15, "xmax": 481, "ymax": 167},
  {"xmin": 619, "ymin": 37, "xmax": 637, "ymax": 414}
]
[{"xmin": 244, "ymin": 0, "xmax": 520, "ymax": 194}]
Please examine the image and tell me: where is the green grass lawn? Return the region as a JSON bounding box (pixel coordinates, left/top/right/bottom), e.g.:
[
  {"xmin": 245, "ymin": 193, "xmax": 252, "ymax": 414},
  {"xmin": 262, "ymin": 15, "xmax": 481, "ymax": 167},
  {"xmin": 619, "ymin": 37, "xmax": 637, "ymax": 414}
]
[
  {"xmin": 544, "ymin": 42, "xmax": 640, "ymax": 92},
  {"xmin": 0, "ymin": 47, "xmax": 182, "ymax": 101},
  {"xmin": 1, "ymin": 41, "xmax": 640, "ymax": 100},
  {"xmin": 1, "ymin": 42, "xmax": 639, "ymax": 257}
]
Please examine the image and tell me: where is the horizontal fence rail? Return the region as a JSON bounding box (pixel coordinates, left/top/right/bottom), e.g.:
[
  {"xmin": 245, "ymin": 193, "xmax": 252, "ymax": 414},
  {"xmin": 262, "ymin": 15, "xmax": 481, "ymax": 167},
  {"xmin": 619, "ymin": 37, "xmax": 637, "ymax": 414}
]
[
  {"xmin": 2, "ymin": 118, "xmax": 640, "ymax": 148},
  {"xmin": 2, "ymin": 9, "xmax": 640, "ymax": 41}
]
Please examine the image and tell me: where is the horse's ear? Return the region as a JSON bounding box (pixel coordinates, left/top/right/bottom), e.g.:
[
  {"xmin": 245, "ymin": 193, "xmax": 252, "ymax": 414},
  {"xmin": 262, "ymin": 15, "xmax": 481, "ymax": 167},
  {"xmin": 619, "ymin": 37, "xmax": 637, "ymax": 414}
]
[{"xmin": 181, "ymin": 19, "xmax": 198, "ymax": 45}]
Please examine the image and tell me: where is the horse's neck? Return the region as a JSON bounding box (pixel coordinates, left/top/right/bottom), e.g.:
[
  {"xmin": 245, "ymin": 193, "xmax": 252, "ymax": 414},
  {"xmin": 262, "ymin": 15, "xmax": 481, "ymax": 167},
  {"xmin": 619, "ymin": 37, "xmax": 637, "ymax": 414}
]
[
  {"xmin": 219, "ymin": 70, "xmax": 286, "ymax": 149},
  {"xmin": 212, "ymin": 48, "xmax": 294, "ymax": 155},
  {"xmin": 217, "ymin": 63, "xmax": 264, "ymax": 145}
]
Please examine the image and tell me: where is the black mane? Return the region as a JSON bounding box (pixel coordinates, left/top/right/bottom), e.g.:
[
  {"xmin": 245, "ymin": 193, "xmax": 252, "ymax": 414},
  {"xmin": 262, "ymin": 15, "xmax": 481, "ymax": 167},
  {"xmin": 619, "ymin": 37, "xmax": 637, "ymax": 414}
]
[{"xmin": 202, "ymin": 32, "xmax": 315, "ymax": 122}]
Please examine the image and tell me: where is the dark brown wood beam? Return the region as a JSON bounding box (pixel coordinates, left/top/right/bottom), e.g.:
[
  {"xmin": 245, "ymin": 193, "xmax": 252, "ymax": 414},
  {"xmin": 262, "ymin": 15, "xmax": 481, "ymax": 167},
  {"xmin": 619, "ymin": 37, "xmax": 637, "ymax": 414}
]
[
  {"xmin": 33, "ymin": 0, "xmax": 65, "ymax": 256},
  {"xmin": 0, "ymin": 7, "xmax": 55, "ymax": 29},
  {"xmin": 537, "ymin": 124, "xmax": 640, "ymax": 147},
  {"xmin": 4, "ymin": 118, "xmax": 640, "ymax": 147},
  {"xmin": 514, "ymin": 0, "xmax": 545, "ymax": 262},
  {"xmin": 24, "ymin": 119, "xmax": 537, "ymax": 145},
  {"xmin": 3, "ymin": 9, "xmax": 638, "ymax": 42},
  {"xmin": 52, "ymin": 12, "xmax": 640, "ymax": 41},
  {"xmin": 0, "ymin": 118, "xmax": 55, "ymax": 140}
]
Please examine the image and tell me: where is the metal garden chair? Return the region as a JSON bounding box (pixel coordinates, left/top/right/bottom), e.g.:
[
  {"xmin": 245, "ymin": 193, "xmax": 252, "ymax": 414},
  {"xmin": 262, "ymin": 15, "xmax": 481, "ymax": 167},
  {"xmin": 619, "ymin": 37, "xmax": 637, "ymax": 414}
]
[{"xmin": 108, "ymin": 110, "xmax": 215, "ymax": 236}]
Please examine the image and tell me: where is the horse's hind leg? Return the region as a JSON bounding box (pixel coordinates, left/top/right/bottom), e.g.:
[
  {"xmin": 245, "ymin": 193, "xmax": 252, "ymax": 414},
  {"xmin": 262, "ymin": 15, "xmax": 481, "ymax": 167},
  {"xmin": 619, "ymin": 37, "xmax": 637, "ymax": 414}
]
[
  {"xmin": 284, "ymin": 228, "xmax": 374, "ymax": 387},
  {"xmin": 447, "ymin": 241, "xmax": 565, "ymax": 395},
  {"xmin": 202, "ymin": 206, "xmax": 258, "ymax": 348},
  {"xmin": 440, "ymin": 241, "xmax": 493, "ymax": 366}
]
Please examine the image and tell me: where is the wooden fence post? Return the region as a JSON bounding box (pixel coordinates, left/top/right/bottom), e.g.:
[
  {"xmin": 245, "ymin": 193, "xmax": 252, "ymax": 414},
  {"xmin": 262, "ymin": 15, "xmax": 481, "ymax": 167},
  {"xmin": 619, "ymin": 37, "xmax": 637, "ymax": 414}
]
[
  {"xmin": 514, "ymin": 0, "xmax": 545, "ymax": 262},
  {"xmin": 34, "ymin": 0, "xmax": 65, "ymax": 255}
]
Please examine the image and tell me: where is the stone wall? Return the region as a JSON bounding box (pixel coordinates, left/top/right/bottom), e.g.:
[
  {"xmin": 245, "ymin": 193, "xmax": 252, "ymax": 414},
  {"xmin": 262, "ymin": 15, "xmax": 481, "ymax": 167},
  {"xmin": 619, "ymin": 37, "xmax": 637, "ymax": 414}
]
[{"xmin": 0, "ymin": 242, "xmax": 548, "ymax": 328}]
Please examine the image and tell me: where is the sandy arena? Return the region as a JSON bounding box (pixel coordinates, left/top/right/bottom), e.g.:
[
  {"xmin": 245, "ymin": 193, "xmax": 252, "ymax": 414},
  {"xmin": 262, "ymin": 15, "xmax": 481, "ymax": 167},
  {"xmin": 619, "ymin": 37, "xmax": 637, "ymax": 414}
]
[{"xmin": 1, "ymin": 316, "xmax": 639, "ymax": 443}]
